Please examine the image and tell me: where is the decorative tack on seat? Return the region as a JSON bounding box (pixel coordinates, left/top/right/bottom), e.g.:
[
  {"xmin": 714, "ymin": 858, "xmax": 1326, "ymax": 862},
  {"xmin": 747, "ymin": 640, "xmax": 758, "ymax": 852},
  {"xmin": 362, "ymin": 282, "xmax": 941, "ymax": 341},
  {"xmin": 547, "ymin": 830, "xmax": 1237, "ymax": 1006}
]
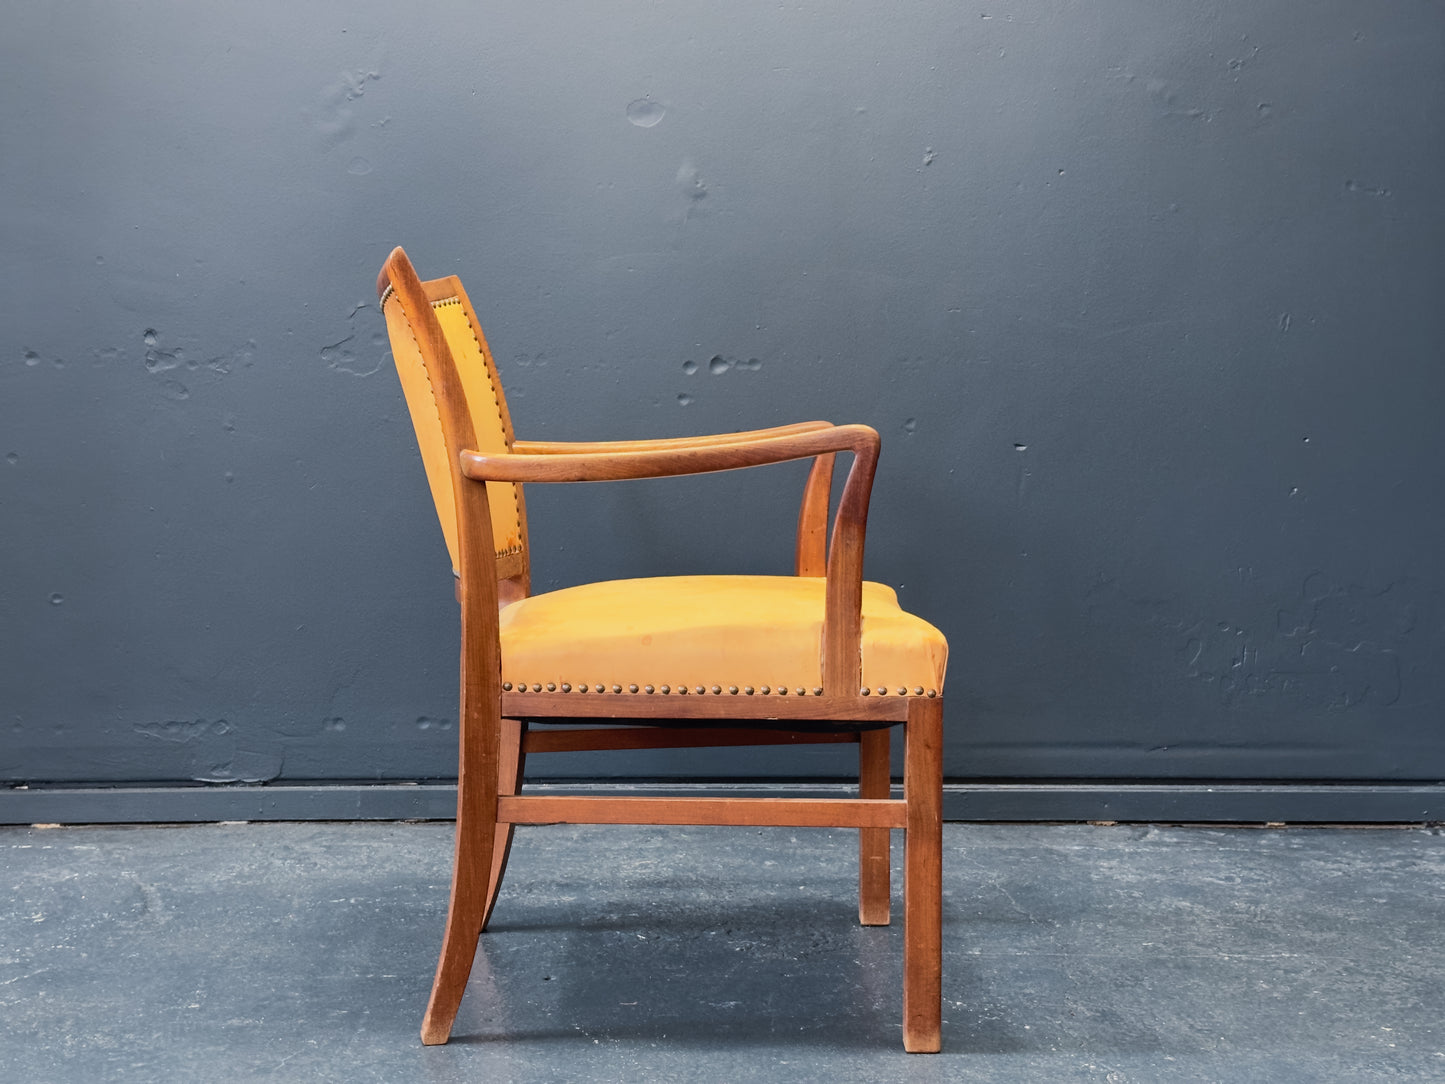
[{"xmin": 499, "ymin": 680, "xmax": 941, "ymax": 697}]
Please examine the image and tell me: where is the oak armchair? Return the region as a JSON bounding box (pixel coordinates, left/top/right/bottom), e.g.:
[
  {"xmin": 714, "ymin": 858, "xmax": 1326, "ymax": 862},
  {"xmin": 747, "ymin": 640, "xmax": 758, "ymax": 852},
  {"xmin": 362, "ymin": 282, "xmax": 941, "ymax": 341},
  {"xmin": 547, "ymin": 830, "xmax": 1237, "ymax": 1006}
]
[{"xmin": 376, "ymin": 246, "xmax": 948, "ymax": 1052}]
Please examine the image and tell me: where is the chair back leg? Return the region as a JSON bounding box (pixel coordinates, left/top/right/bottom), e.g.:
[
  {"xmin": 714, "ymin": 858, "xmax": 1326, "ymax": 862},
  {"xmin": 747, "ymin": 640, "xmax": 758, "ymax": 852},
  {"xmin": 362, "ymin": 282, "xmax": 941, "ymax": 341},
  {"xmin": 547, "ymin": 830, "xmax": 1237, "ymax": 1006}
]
[
  {"xmin": 420, "ymin": 711, "xmax": 503, "ymax": 1044},
  {"xmin": 858, "ymin": 727, "xmax": 893, "ymax": 925},
  {"xmin": 480, "ymin": 717, "xmax": 527, "ymax": 931}
]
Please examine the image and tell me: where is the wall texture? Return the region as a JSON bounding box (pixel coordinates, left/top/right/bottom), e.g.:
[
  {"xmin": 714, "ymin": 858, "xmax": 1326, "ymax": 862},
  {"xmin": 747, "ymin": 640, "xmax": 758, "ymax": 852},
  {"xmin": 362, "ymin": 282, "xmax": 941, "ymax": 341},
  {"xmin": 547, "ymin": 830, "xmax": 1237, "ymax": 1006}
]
[{"xmin": 3, "ymin": 2, "xmax": 1443, "ymax": 813}]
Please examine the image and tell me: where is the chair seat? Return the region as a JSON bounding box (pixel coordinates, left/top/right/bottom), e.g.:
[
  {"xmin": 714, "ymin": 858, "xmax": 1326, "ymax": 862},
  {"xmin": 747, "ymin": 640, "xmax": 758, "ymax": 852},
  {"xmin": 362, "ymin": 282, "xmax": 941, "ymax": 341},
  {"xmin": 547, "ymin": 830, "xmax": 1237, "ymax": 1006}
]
[{"xmin": 499, "ymin": 575, "xmax": 947, "ymax": 696}]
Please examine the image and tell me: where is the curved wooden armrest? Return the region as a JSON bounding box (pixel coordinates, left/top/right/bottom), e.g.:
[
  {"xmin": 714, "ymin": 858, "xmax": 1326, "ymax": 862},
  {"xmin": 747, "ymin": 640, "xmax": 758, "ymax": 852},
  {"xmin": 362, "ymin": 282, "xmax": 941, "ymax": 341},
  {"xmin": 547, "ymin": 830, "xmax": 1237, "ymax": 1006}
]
[
  {"xmin": 513, "ymin": 420, "xmax": 833, "ymax": 456},
  {"xmin": 461, "ymin": 424, "xmax": 875, "ymax": 484},
  {"xmin": 460, "ymin": 424, "xmax": 881, "ymax": 695}
]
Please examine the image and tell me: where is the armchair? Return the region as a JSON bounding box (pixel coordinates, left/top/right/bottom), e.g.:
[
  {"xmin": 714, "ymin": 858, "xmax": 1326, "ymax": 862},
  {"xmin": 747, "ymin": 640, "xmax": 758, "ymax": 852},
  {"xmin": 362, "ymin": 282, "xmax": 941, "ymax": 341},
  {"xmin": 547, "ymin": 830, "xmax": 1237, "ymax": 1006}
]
[{"xmin": 376, "ymin": 246, "xmax": 947, "ymax": 1051}]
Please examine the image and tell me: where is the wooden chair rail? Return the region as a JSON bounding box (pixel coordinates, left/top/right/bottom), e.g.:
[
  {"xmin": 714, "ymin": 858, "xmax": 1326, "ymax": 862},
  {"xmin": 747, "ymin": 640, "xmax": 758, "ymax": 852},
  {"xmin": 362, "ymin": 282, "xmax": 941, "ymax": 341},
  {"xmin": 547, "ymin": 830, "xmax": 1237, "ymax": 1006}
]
[
  {"xmin": 497, "ymin": 794, "xmax": 908, "ymax": 829},
  {"xmin": 520, "ymin": 725, "xmax": 864, "ymax": 755}
]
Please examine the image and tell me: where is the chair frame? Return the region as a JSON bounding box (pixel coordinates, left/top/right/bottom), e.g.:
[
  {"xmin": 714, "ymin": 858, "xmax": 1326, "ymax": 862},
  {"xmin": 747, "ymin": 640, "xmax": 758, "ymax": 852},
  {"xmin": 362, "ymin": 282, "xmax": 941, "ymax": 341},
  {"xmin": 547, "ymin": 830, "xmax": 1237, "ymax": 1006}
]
[{"xmin": 377, "ymin": 247, "xmax": 943, "ymax": 1052}]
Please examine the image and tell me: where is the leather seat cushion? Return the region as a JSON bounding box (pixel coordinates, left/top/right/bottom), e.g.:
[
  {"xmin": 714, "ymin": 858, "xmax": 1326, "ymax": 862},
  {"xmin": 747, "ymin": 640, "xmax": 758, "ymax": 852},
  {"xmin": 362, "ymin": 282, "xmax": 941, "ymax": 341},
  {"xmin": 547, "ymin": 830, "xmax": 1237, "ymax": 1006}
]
[{"xmin": 499, "ymin": 575, "xmax": 947, "ymax": 696}]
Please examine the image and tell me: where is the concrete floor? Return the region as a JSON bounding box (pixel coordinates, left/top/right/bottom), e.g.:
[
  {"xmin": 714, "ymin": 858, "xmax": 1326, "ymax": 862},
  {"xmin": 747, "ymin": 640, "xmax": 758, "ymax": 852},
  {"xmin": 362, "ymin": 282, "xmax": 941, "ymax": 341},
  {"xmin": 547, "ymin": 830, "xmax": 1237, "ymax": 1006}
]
[{"xmin": 3, "ymin": 821, "xmax": 1443, "ymax": 1082}]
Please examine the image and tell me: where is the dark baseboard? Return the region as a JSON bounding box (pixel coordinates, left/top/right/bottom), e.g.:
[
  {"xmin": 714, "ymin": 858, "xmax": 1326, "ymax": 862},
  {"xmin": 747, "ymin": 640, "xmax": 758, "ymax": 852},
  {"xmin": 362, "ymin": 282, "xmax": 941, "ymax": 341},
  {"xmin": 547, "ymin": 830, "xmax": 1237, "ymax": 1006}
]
[{"xmin": 2, "ymin": 781, "xmax": 1441, "ymax": 826}]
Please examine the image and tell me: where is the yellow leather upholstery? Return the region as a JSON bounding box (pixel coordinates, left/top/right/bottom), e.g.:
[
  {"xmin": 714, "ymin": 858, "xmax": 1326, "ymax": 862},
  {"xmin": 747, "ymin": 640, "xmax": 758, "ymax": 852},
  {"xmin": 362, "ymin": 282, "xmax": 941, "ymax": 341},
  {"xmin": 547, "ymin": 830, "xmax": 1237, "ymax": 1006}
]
[
  {"xmin": 384, "ymin": 290, "xmax": 524, "ymax": 572},
  {"xmin": 500, "ymin": 575, "xmax": 947, "ymax": 696}
]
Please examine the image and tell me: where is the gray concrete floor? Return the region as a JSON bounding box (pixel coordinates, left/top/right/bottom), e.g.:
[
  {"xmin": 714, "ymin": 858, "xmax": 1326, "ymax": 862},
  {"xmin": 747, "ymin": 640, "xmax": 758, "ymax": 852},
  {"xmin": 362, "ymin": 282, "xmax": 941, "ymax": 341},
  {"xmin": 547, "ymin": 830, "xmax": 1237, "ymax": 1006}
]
[{"xmin": 3, "ymin": 822, "xmax": 1443, "ymax": 1082}]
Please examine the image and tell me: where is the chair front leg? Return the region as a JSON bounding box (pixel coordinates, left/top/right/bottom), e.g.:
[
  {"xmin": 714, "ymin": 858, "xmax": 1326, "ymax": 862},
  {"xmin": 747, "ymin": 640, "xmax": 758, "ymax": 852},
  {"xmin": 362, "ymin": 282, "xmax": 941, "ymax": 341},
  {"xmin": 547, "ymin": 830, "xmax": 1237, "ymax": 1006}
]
[
  {"xmin": 480, "ymin": 717, "xmax": 526, "ymax": 931},
  {"xmin": 858, "ymin": 727, "xmax": 892, "ymax": 925},
  {"xmin": 902, "ymin": 695, "xmax": 943, "ymax": 1053}
]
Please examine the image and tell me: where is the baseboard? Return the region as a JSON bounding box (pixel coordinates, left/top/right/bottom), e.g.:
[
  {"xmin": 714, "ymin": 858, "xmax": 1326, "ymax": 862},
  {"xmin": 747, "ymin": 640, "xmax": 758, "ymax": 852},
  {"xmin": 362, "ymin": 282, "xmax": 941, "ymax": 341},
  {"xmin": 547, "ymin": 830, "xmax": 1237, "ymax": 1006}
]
[{"xmin": 2, "ymin": 781, "xmax": 1441, "ymax": 826}]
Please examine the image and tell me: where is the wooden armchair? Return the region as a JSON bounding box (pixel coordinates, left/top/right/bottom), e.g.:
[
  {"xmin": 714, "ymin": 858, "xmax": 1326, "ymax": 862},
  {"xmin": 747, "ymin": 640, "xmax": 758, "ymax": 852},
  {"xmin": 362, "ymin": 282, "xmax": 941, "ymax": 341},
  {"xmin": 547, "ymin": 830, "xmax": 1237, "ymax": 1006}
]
[{"xmin": 376, "ymin": 246, "xmax": 948, "ymax": 1052}]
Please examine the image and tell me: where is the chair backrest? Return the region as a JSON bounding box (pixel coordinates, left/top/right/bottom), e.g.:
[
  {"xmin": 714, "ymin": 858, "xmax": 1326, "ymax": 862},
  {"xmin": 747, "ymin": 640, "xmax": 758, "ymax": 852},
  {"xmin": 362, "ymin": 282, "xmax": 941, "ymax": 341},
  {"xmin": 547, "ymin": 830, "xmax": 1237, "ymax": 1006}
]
[{"xmin": 378, "ymin": 248, "xmax": 530, "ymax": 593}]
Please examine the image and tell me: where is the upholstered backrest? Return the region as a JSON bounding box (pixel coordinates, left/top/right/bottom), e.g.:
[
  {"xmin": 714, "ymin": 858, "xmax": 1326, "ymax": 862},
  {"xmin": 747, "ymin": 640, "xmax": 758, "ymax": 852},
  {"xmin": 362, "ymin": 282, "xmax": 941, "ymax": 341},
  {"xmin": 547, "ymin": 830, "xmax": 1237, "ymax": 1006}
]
[{"xmin": 380, "ymin": 263, "xmax": 527, "ymax": 580}]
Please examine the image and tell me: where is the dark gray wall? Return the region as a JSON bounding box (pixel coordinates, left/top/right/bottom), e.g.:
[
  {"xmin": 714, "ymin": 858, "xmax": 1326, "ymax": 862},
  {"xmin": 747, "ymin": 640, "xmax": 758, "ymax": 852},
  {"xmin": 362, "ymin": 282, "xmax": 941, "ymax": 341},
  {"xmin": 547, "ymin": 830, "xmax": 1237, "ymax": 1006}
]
[{"xmin": 3, "ymin": 2, "xmax": 1443, "ymax": 810}]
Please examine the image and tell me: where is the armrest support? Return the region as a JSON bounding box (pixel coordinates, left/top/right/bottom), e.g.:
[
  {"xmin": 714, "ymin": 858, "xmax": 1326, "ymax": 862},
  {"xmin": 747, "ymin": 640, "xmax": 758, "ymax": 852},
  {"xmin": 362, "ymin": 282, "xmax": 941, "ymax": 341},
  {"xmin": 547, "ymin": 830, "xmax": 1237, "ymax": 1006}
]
[{"xmin": 796, "ymin": 453, "xmax": 834, "ymax": 577}]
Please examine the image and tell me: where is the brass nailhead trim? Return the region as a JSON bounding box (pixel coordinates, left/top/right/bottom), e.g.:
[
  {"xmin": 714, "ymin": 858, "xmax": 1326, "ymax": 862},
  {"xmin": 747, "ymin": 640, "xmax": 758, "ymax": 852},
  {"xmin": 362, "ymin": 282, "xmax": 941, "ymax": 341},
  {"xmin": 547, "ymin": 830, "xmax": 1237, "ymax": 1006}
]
[{"xmin": 502, "ymin": 682, "xmax": 939, "ymax": 698}]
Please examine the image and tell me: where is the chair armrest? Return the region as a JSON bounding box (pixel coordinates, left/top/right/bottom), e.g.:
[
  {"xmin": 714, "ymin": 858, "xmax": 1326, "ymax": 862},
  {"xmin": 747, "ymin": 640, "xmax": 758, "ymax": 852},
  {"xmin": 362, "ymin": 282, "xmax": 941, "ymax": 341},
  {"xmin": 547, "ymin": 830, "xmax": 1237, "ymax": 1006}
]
[
  {"xmin": 461, "ymin": 424, "xmax": 874, "ymax": 483},
  {"xmin": 513, "ymin": 420, "xmax": 833, "ymax": 456},
  {"xmin": 461, "ymin": 423, "xmax": 881, "ymax": 695}
]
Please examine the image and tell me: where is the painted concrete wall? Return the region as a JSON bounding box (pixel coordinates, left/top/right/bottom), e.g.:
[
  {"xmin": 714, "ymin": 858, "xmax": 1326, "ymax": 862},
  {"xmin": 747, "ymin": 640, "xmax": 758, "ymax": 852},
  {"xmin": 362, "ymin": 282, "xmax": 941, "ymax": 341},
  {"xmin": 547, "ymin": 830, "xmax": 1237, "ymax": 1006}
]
[{"xmin": 3, "ymin": 2, "xmax": 1443, "ymax": 794}]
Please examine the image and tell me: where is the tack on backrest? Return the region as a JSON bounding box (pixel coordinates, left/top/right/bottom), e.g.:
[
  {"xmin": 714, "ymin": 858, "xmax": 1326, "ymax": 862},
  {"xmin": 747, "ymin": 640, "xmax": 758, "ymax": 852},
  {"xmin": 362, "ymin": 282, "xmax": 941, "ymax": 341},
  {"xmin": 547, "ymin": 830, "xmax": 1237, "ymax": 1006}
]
[{"xmin": 383, "ymin": 283, "xmax": 525, "ymax": 574}]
